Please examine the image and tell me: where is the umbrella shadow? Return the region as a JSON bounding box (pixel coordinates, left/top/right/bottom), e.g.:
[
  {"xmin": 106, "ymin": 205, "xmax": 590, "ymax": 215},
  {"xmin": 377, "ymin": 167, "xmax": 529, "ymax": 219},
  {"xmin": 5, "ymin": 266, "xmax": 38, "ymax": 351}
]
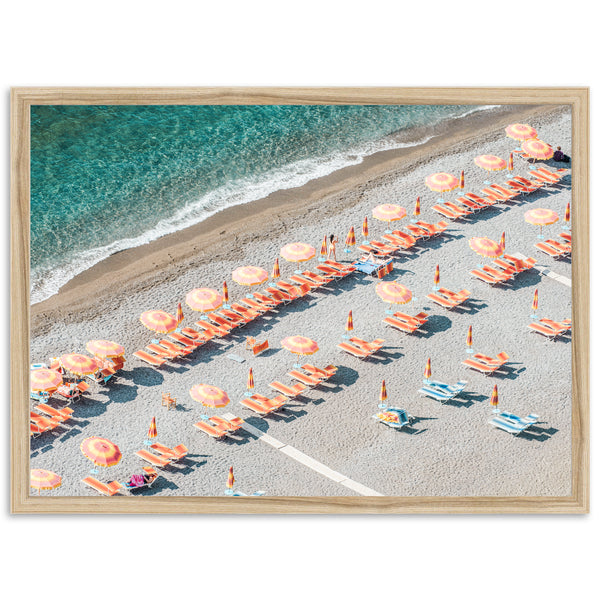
[
  {"xmin": 491, "ymin": 365, "xmax": 526, "ymax": 380},
  {"xmin": 452, "ymin": 300, "xmax": 488, "ymax": 316},
  {"xmin": 122, "ymin": 367, "xmax": 164, "ymax": 387},
  {"xmin": 510, "ymin": 270, "xmax": 543, "ymax": 290},
  {"xmin": 328, "ymin": 365, "xmax": 359, "ymax": 389},
  {"xmin": 104, "ymin": 384, "xmax": 139, "ymax": 404},
  {"xmin": 414, "ymin": 314, "xmax": 452, "ymax": 338}
]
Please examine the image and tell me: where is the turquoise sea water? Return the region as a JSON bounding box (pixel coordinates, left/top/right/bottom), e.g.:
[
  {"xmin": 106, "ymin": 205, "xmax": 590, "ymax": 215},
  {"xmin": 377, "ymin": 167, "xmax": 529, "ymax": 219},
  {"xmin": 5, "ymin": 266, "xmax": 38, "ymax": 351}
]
[{"xmin": 30, "ymin": 104, "xmax": 494, "ymax": 303}]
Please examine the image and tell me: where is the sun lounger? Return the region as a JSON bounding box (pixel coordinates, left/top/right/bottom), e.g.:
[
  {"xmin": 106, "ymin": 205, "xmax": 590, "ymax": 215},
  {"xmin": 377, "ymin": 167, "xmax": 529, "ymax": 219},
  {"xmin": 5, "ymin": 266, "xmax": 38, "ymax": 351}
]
[
  {"xmin": 55, "ymin": 383, "xmax": 82, "ymax": 401},
  {"xmin": 220, "ymin": 308, "xmax": 254, "ymax": 325},
  {"xmin": 432, "ymin": 203, "xmax": 465, "ymax": 220},
  {"xmin": 30, "ymin": 412, "xmax": 61, "ymax": 433},
  {"xmin": 383, "ymin": 316, "xmax": 420, "ymax": 333},
  {"xmin": 481, "ymin": 265, "xmax": 515, "ymax": 281},
  {"xmin": 372, "ymin": 407, "xmax": 413, "ymax": 429},
  {"xmin": 489, "ymin": 412, "xmax": 540, "ymax": 436},
  {"xmin": 538, "ymin": 166, "xmax": 569, "ymax": 180},
  {"xmin": 405, "ymin": 223, "xmax": 436, "ymax": 239},
  {"xmin": 239, "ymin": 297, "xmax": 271, "ymax": 313},
  {"xmin": 158, "ymin": 339, "xmax": 193, "ymax": 356},
  {"xmin": 417, "ymin": 385, "xmax": 456, "ymax": 403},
  {"xmin": 535, "ymin": 241, "xmax": 568, "ymax": 258},
  {"xmin": 469, "ymin": 269, "xmax": 507, "ymax": 286},
  {"xmin": 301, "ymin": 363, "xmax": 337, "ymax": 380},
  {"xmin": 150, "ymin": 443, "xmax": 188, "ymax": 460},
  {"xmin": 368, "ymin": 240, "xmax": 398, "ymax": 255},
  {"xmin": 287, "ymin": 369, "xmax": 324, "ymax": 387},
  {"xmin": 544, "ymin": 239, "xmax": 571, "ymax": 254},
  {"xmin": 528, "ymin": 170, "xmax": 561, "ymax": 185},
  {"xmin": 324, "ymin": 259, "xmax": 357, "ymax": 274},
  {"xmin": 268, "ymin": 381, "xmax": 307, "ymax": 397},
  {"xmin": 133, "ymin": 350, "xmax": 167, "ymax": 367},
  {"xmin": 501, "ymin": 254, "xmax": 536, "ymax": 272},
  {"xmin": 462, "ymin": 358, "xmax": 504, "ymax": 375},
  {"xmin": 276, "ymin": 281, "xmax": 308, "ymax": 298},
  {"xmin": 453, "ymin": 196, "xmax": 483, "ymax": 212},
  {"xmin": 210, "ymin": 416, "xmax": 244, "ymax": 433},
  {"xmin": 426, "ymin": 292, "xmax": 460, "ymax": 309},
  {"xmin": 414, "ymin": 220, "xmax": 449, "ymax": 236},
  {"xmin": 539, "ymin": 318, "xmax": 571, "ymax": 333},
  {"xmin": 428, "ymin": 379, "xmax": 468, "ymax": 394},
  {"xmin": 146, "ymin": 343, "xmax": 180, "ymax": 359},
  {"xmin": 512, "ymin": 175, "xmax": 545, "ymax": 190},
  {"xmin": 387, "ymin": 230, "xmax": 418, "ymax": 249},
  {"xmin": 82, "ymin": 477, "xmax": 123, "ymax": 496},
  {"xmin": 290, "ymin": 274, "xmax": 323, "ymax": 289},
  {"xmin": 316, "ymin": 264, "xmax": 346, "ymax": 279},
  {"xmin": 264, "ymin": 287, "xmax": 294, "ymax": 304},
  {"xmin": 209, "ymin": 313, "xmax": 238, "ymax": 330},
  {"xmin": 123, "ymin": 467, "xmax": 159, "ymax": 491},
  {"xmin": 136, "ymin": 449, "xmax": 173, "ymax": 467},
  {"xmin": 195, "ymin": 320, "xmax": 230, "ymax": 338},
  {"xmin": 249, "ymin": 393, "xmax": 287, "ymax": 408},
  {"xmin": 464, "ymin": 192, "xmax": 496, "ymax": 207},
  {"xmin": 472, "ymin": 351, "xmax": 509, "ymax": 366},
  {"xmin": 337, "ymin": 341, "xmax": 371, "ymax": 359},
  {"xmin": 251, "ymin": 292, "xmax": 280, "ymax": 307},
  {"xmin": 168, "ymin": 331, "xmax": 204, "ymax": 349},
  {"xmin": 180, "ymin": 326, "xmax": 205, "ymax": 340},
  {"xmin": 527, "ymin": 321, "xmax": 567, "ymax": 340},
  {"xmin": 437, "ymin": 287, "xmax": 470, "ymax": 302},
  {"xmin": 559, "ymin": 232, "xmax": 572, "ymax": 243},
  {"xmin": 348, "ymin": 337, "xmax": 385, "ymax": 353},
  {"xmin": 506, "ymin": 179, "xmax": 539, "ymax": 194},
  {"xmin": 194, "ymin": 419, "xmax": 230, "ymax": 439},
  {"xmin": 481, "ymin": 188, "xmax": 507, "ymax": 202},
  {"xmin": 240, "ymin": 396, "xmax": 286, "ymax": 415},
  {"xmin": 301, "ymin": 271, "xmax": 333, "ymax": 285},
  {"xmin": 489, "ymin": 184, "xmax": 520, "ymax": 200},
  {"xmin": 34, "ymin": 404, "xmax": 74, "ymax": 423}
]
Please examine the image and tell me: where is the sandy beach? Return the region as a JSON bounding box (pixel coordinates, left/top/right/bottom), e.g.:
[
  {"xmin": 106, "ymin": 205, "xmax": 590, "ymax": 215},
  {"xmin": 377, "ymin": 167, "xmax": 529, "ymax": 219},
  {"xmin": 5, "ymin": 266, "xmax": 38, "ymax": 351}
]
[{"xmin": 29, "ymin": 104, "xmax": 573, "ymax": 497}]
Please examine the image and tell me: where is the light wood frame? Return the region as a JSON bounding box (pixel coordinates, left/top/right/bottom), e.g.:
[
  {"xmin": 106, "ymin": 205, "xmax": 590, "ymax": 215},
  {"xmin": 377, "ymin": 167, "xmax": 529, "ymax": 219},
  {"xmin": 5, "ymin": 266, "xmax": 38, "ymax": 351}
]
[{"xmin": 11, "ymin": 87, "xmax": 589, "ymax": 514}]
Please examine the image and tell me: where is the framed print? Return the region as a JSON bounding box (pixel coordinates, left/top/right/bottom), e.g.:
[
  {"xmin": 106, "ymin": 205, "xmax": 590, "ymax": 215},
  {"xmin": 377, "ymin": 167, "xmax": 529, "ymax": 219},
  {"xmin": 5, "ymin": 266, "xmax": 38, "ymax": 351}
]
[{"xmin": 11, "ymin": 87, "xmax": 589, "ymax": 513}]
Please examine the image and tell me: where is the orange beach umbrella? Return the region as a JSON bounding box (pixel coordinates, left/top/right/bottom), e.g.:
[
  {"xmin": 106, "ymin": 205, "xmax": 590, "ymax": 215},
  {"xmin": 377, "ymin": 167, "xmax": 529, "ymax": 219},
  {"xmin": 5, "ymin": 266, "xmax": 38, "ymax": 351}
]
[
  {"xmin": 319, "ymin": 235, "xmax": 328, "ymax": 259},
  {"xmin": 469, "ymin": 237, "xmax": 503, "ymax": 259},
  {"xmin": 524, "ymin": 208, "xmax": 559, "ymax": 237},
  {"xmin": 227, "ymin": 466, "xmax": 235, "ymax": 491},
  {"xmin": 362, "ymin": 217, "xmax": 369, "ymax": 239},
  {"xmin": 425, "ymin": 172, "xmax": 459, "ymax": 193},
  {"xmin": 376, "ymin": 281, "xmax": 412, "ymax": 312},
  {"xmin": 30, "ymin": 469, "xmax": 62, "ymax": 495},
  {"xmin": 490, "ymin": 384, "xmax": 499, "ymax": 412},
  {"xmin": 147, "ymin": 417, "xmax": 157, "ymax": 440},
  {"xmin": 372, "ymin": 204, "xmax": 407, "ymax": 226},
  {"xmin": 232, "ymin": 266, "xmax": 269, "ymax": 287},
  {"xmin": 564, "ymin": 203, "xmax": 570, "ymax": 225},
  {"xmin": 280, "ymin": 242, "xmax": 316, "ymax": 264},
  {"xmin": 505, "ymin": 123, "xmax": 537, "ymax": 141},
  {"xmin": 424, "ymin": 357, "xmax": 432, "ymax": 380},
  {"xmin": 271, "ymin": 258, "xmax": 280, "ymax": 279},
  {"xmin": 247, "ymin": 367, "xmax": 254, "ymax": 392},
  {"xmin": 413, "ymin": 196, "xmax": 421, "ymax": 218},
  {"xmin": 474, "ymin": 154, "xmax": 506, "ymax": 174},
  {"xmin": 185, "ymin": 288, "xmax": 223, "ymax": 313},
  {"xmin": 281, "ymin": 335, "xmax": 319, "ymax": 357},
  {"xmin": 345, "ymin": 226, "xmax": 356, "ymax": 247},
  {"xmin": 379, "ymin": 380, "xmax": 387, "ymax": 407},
  {"xmin": 176, "ymin": 302, "xmax": 184, "ymax": 326},
  {"xmin": 346, "ymin": 310, "xmax": 354, "ymax": 332},
  {"xmin": 522, "ymin": 139, "xmax": 553, "ymax": 161},
  {"xmin": 460, "ymin": 171, "xmax": 465, "ymax": 189},
  {"xmin": 30, "ymin": 368, "xmax": 62, "ymax": 392},
  {"xmin": 85, "ymin": 340, "xmax": 125, "ymax": 359},
  {"xmin": 508, "ymin": 152, "xmax": 514, "ymax": 171},
  {"xmin": 140, "ymin": 309, "xmax": 179, "ymax": 334},
  {"xmin": 81, "ymin": 437, "xmax": 122, "ymax": 470},
  {"xmin": 433, "ymin": 264, "xmax": 440, "ymax": 288},
  {"xmin": 190, "ymin": 384, "xmax": 230, "ymax": 408},
  {"xmin": 222, "ymin": 282, "xmax": 229, "ymax": 305},
  {"xmin": 466, "ymin": 325, "xmax": 473, "ymax": 352},
  {"xmin": 59, "ymin": 353, "xmax": 99, "ymax": 377}
]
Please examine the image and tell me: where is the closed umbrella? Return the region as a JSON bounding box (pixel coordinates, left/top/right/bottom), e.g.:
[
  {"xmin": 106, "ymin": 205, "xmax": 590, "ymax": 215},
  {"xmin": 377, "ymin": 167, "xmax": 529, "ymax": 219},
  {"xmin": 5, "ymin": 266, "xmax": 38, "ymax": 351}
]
[
  {"xmin": 411, "ymin": 196, "xmax": 421, "ymax": 223},
  {"xmin": 379, "ymin": 380, "xmax": 388, "ymax": 409},
  {"xmin": 344, "ymin": 226, "xmax": 356, "ymax": 253},
  {"xmin": 508, "ymin": 152, "xmax": 514, "ymax": 173},
  {"xmin": 531, "ymin": 288, "xmax": 539, "ymax": 320},
  {"xmin": 423, "ymin": 357, "xmax": 432, "ymax": 383},
  {"xmin": 466, "ymin": 325, "xmax": 473, "ymax": 354},
  {"xmin": 490, "ymin": 384, "xmax": 500, "ymax": 413},
  {"xmin": 319, "ymin": 235, "xmax": 328, "ymax": 262},
  {"xmin": 222, "ymin": 282, "xmax": 230, "ymax": 309},
  {"xmin": 459, "ymin": 170, "xmax": 465, "ymax": 189},
  {"xmin": 362, "ymin": 216, "xmax": 369, "ymax": 240},
  {"xmin": 563, "ymin": 203, "xmax": 571, "ymax": 230},
  {"xmin": 343, "ymin": 310, "xmax": 353, "ymax": 339},
  {"xmin": 433, "ymin": 264, "xmax": 440, "ymax": 291},
  {"xmin": 271, "ymin": 258, "xmax": 280, "ymax": 279},
  {"xmin": 176, "ymin": 302, "xmax": 184, "ymax": 327},
  {"xmin": 226, "ymin": 466, "xmax": 235, "ymax": 495},
  {"xmin": 145, "ymin": 416, "xmax": 157, "ymax": 446},
  {"xmin": 499, "ymin": 232, "xmax": 506, "ymax": 256},
  {"xmin": 245, "ymin": 368, "xmax": 254, "ymax": 397}
]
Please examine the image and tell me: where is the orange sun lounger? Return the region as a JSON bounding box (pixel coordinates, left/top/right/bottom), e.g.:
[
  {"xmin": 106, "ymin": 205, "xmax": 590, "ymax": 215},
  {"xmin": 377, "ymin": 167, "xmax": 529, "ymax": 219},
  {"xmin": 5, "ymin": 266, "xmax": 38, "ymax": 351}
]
[
  {"xmin": 535, "ymin": 241, "xmax": 570, "ymax": 258},
  {"xmin": 469, "ymin": 269, "xmax": 507, "ymax": 286},
  {"xmin": 462, "ymin": 358, "xmax": 503, "ymax": 375},
  {"xmin": 168, "ymin": 331, "xmax": 204, "ymax": 349},
  {"xmin": 158, "ymin": 339, "xmax": 193, "ymax": 356},
  {"xmin": 383, "ymin": 316, "xmax": 420, "ymax": 333},
  {"xmin": 240, "ymin": 396, "xmax": 286, "ymax": 415},
  {"xmin": 194, "ymin": 420, "xmax": 230, "ymax": 439},
  {"xmin": 150, "ymin": 443, "xmax": 188, "ymax": 460},
  {"xmin": 527, "ymin": 321, "xmax": 568, "ymax": 340},
  {"xmin": 464, "ymin": 193, "xmax": 496, "ymax": 207},
  {"xmin": 301, "ymin": 271, "xmax": 333, "ymax": 285},
  {"xmin": 426, "ymin": 292, "xmax": 460, "ymax": 309},
  {"xmin": 34, "ymin": 404, "xmax": 74, "ymax": 423},
  {"xmin": 301, "ymin": 364, "xmax": 337, "ymax": 380},
  {"xmin": 133, "ymin": 350, "xmax": 167, "ymax": 367},
  {"xmin": 287, "ymin": 369, "xmax": 325, "ymax": 387},
  {"xmin": 268, "ymin": 381, "xmax": 307, "ymax": 397},
  {"xmin": 136, "ymin": 449, "xmax": 173, "ymax": 467},
  {"xmin": 432, "ymin": 203, "xmax": 464, "ymax": 220},
  {"xmin": 195, "ymin": 320, "xmax": 230, "ymax": 338},
  {"xmin": 82, "ymin": 477, "xmax": 123, "ymax": 496},
  {"xmin": 473, "ymin": 351, "xmax": 510, "ymax": 366},
  {"xmin": 385, "ymin": 231, "xmax": 418, "ymax": 249},
  {"xmin": 489, "ymin": 184, "xmax": 520, "ymax": 200},
  {"xmin": 348, "ymin": 337, "xmax": 385, "ymax": 353},
  {"xmin": 146, "ymin": 343, "xmax": 179, "ymax": 359},
  {"xmin": 337, "ymin": 341, "xmax": 371, "ymax": 359}
]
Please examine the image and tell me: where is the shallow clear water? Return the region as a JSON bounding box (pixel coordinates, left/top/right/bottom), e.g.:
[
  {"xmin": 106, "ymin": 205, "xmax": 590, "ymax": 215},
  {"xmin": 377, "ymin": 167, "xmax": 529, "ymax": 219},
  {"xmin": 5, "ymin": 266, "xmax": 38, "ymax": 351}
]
[{"xmin": 30, "ymin": 104, "xmax": 492, "ymax": 302}]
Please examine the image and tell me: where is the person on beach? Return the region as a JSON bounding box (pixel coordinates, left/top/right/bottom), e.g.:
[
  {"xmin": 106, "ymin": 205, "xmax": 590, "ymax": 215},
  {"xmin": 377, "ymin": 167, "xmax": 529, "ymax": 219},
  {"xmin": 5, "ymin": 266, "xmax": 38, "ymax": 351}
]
[
  {"xmin": 364, "ymin": 251, "xmax": 384, "ymax": 264},
  {"xmin": 327, "ymin": 234, "xmax": 338, "ymax": 261},
  {"xmin": 553, "ymin": 146, "xmax": 570, "ymax": 163}
]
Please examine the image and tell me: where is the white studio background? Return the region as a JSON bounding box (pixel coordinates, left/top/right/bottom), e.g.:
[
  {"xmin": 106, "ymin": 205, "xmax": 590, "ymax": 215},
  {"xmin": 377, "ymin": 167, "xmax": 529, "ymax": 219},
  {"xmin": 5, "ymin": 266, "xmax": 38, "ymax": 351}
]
[{"xmin": 1, "ymin": 2, "xmax": 596, "ymax": 599}]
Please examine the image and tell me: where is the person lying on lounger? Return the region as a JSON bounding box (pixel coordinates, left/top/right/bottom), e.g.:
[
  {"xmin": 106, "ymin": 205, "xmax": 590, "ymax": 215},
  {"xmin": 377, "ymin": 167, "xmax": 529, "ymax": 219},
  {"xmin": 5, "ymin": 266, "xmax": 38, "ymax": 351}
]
[{"xmin": 362, "ymin": 252, "xmax": 385, "ymax": 264}]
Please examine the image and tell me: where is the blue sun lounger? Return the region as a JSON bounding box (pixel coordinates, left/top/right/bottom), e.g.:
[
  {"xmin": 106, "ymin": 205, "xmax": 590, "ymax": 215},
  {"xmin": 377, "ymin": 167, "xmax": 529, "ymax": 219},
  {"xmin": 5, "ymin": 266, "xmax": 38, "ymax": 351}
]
[
  {"xmin": 489, "ymin": 412, "xmax": 540, "ymax": 436},
  {"xmin": 427, "ymin": 379, "xmax": 468, "ymax": 394},
  {"xmin": 418, "ymin": 380, "xmax": 468, "ymax": 403}
]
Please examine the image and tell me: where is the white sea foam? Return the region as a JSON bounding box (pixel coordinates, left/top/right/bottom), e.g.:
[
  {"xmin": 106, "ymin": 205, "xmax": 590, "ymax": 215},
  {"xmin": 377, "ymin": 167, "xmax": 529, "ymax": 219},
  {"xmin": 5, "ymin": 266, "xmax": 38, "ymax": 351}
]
[{"xmin": 30, "ymin": 105, "xmax": 502, "ymax": 304}]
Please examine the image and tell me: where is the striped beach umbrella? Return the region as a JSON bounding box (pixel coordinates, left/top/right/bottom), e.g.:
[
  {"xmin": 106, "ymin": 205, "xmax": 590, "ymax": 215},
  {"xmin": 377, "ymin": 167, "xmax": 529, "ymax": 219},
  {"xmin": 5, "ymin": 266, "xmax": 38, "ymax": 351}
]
[
  {"xmin": 81, "ymin": 437, "xmax": 122, "ymax": 474},
  {"xmin": 505, "ymin": 123, "xmax": 537, "ymax": 142},
  {"xmin": 508, "ymin": 152, "xmax": 514, "ymax": 172},
  {"xmin": 469, "ymin": 237, "xmax": 503, "ymax": 259},
  {"xmin": 221, "ymin": 282, "xmax": 230, "ymax": 308},
  {"xmin": 499, "ymin": 231, "xmax": 506, "ymax": 255},
  {"xmin": 411, "ymin": 196, "xmax": 421, "ymax": 222},
  {"xmin": 379, "ymin": 380, "xmax": 387, "ymax": 408},
  {"xmin": 30, "ymin": 469, "xmax": 61, "ymax": 495},
  {"xmin": 344, "ymin": 226, "xmax": 356, "ymax": 253},
  {"xmin": 246, "ymin": 367, "xmax": 254, "ymax": 397},
  {"xmin": 372, "ymin": 204, "xmax": 407, "ymax": 233},
  {"xmin": 522, "ymin": 139, "xmax": 553, "ymax": 161},
  {"xmin": 460, "ymin": 170, "xmax": 465, "ymax": 189},
  {"xmin": 185, "ymin": 288, "xmax": 223, "ymax": 314},
  {"xmin": 564, "ymin": 203, "xmax": 571, "ymax": 228},
  {"xmin": 30, "ymin": 367, "xmax": 62, "ymax": 393},
  {"xmin": 425, "ymin": 172, "xmax": 460, "ymax": 194},
  {"xmin": 524, "ymin": 208, "xmax": 559, "ymax": 238},
  {"xmin": 376, "ymin": 281, "xmax": 412, "ymax": 314},
  {"xmin": 490, "ymin": 384, "xmax": 499, "ymax": 413},
  {"xmin": 86, "ymin": 340, "xmax": 125, "ymax": 359},
  {"xmin": 343, "ymin": 309, "xmax": 353, "ymax": 339},
  {"xmin": 362, "ymin": 217, "xmax": 369, "ymax": 240},
  {"xmin": 531, "ymin": 288, "xmax": 539, "ymax": 320},
  {"xmin": 59, "ymin": 353, "xmax": 99, "ymax": 377},
  {"xmin": 271, "ymin": 258, "xmax": 280, "ymax": 279},
  {"xmin": 281, "ymin": 335, "xmax": 319, "ymax": 368},
  {"xmin": 466, "ymin": 325, "xmax": 473, "ymax": 353},
  {"xmin": 227, "ymin": 466, "xmax": 235, "ymax": 491},
  {"xmin": 176, "ymin": 303, "xmax": 184, "ymax": 326},
  {"xmin": 145, "ymin": 416, "xmax": 158, "ymax": 445},
  {"xmin": 474, "ymin": 155, "xmax": 506, "ymax": 184},
  {"xmin": 424, "ymin": 357, "xmax": 432, "ymax": 381},
  {"xmin": 319, "ymin": 235, "xmax": 328, "ymax": 261},
  {"xmin": 232, "ymin": 266, "xmax": 269, "ymax": 287},
  {"xmin": 280, "ymin": 243, "xmax": 316, "ymax": 273},
  {"xmin": 433, "ymin": 264, "xmax": 440, "ymax": 291},
  {"xmin": 140, "ymin": 309, "xmax": 179, "ymax": 334},
  {"xmin": 189, "ymin": 384, "xmax": 230, "ymax": 408}
]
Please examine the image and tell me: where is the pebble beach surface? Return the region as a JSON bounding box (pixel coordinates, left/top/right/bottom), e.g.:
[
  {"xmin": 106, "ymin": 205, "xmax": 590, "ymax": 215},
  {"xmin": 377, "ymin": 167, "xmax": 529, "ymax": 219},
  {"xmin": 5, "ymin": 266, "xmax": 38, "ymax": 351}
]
[{"xmin": 29, "ymin": 105, "xmax": 572, "ymax": 498}]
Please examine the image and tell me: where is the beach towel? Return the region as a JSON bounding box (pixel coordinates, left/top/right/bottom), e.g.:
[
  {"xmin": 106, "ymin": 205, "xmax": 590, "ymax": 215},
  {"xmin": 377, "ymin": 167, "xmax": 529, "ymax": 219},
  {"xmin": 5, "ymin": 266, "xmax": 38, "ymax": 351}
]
[{"xmin": 129, "ymin": 474, "xmax": 145, "ymax": 487}]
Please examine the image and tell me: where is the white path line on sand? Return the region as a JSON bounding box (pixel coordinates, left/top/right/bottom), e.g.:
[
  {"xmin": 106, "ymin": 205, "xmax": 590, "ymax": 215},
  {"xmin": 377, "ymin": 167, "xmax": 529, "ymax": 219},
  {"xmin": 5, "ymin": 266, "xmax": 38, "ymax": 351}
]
[
  {"xmin": 223, "ymin": 413, "xmax": 384, "ymax": 496},
  {"xmin": 511, "ymin": 252, "xmax": 572, "ymax": 288}
]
